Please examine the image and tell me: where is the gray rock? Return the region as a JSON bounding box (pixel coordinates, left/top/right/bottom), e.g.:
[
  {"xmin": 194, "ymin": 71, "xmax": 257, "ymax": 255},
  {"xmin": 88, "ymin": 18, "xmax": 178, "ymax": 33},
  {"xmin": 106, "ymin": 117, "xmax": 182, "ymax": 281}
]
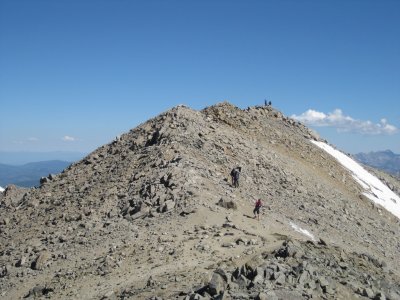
[
  {"xmin": 31, "ymin": 251, "xmax": 51, "ymax": 270},
  {"xmin": 274, "ymin": 272, "xmax": 286, "ymax": 285},
  {"xmin": 162, "ymin": 200, "xmax": 176, "ymax": 212},
  {"xmin": 374, "ymin": 292, "xmax": 386, "ymax": 300},
  {"xmin": 208, "ymin": 272, "xmax": 226, "ymax": 296},
  {"xmin": 217, "ymin": 198, "xmax": 237, "ymax": 210},
  {"xmin": 15, "ymin": 256, "xmax": 27, "ymax": 267},
  {"xmin": 255, "ymin": 292, "xmax": 268, "ymax": 300},
  {"xmin": 101, "ymin": 290, "xmax": 117, "ymax": 300},
  {"xmin": 362, "ymin": 288, "xmax": 375, "ymax": 298},
  {"xmin": 26, "ymin": 285, "xmax": 53, "ymax": 298}
]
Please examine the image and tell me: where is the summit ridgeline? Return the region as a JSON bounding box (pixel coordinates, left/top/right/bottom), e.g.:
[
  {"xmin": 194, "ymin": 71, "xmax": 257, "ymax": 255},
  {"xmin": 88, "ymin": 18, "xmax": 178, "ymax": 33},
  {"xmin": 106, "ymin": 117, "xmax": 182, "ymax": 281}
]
[{"xmin": 1, "ymin": 102, "xmax": 400, "ymax": 299}]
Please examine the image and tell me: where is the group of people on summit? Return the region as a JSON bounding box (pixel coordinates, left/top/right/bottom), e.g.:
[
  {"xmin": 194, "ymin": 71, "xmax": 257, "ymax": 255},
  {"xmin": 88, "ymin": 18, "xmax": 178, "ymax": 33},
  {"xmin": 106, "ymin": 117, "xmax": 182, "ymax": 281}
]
[{"xmin": 230, "ymin": 166, "xmax": 263, "ymax": 221}]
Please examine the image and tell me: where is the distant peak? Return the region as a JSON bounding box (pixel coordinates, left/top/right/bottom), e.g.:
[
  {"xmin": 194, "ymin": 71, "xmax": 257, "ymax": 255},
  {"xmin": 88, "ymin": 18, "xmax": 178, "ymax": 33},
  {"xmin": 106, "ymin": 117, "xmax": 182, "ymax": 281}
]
[
  {"xmin": 383, "ymin": 149, "xmax": 394, "ymax": 154},
  {"xmin": 365, "ymin": 149, "xmax": 396, "ymax": 155},
  {"xmin": 214, "ymin": 100, "xmax": 237, "ymax": 107},
  {"xmin": 173, "ymin": 104, "xmax": 189, "ymax": 110},
  {"xmin": 206, "ymin": 101, "xmax": 239, "ymax": 110}
]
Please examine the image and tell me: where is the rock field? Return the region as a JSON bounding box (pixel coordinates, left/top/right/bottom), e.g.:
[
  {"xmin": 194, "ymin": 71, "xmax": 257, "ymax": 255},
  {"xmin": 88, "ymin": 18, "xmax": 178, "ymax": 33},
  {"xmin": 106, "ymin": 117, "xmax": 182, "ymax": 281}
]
[{"xmin": 1, "ymin": 102, "xmax": 400, "ymax": 299}]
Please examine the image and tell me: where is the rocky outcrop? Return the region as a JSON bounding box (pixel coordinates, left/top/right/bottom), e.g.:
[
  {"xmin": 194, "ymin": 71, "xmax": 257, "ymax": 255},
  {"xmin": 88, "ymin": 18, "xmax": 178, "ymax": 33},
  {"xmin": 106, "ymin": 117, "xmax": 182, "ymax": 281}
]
[{"xmin": 185, "ymin": 240, "xmax": 400, "ymax": 300}]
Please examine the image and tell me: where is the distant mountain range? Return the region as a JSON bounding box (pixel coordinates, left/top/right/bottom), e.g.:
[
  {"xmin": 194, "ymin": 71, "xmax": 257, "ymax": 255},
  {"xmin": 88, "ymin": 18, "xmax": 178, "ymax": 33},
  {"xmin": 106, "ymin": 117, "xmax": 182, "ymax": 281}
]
[
  {"xmin": 354, "ymin": 150, "xmax": 400, "ymax": 177},
  {"xmin": 0, "ymin": 160, "xmax": 72, "ymax": 188},
  {"xmin": 0, "ymin": 151, "xmax": 85, "ymax": 165}
]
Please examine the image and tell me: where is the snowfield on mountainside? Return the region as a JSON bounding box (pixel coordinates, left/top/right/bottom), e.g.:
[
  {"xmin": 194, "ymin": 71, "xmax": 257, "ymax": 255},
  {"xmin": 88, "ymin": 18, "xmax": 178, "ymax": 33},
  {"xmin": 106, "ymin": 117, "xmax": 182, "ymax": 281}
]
[{"xmin": 312, "ymin": 140, "xmax": 400, "ymax": 220}]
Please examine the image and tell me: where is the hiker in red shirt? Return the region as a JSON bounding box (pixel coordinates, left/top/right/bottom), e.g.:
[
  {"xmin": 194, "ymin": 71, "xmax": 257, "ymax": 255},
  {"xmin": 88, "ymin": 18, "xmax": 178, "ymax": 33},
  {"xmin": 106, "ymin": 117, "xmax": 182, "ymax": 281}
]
[{"xmin": 253, "ymin": 199, "xmax": 262, "ymax": 221}]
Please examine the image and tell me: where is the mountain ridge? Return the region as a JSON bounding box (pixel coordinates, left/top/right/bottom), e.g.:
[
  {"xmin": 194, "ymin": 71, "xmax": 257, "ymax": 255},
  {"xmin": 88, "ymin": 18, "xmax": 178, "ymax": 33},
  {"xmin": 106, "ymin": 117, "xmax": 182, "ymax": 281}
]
[
  {"xmin": 1, "ymin": 102, "xmax": 400, "ymax": 299},
  {"xmin": 0, "ymin": 151, "xmax": 85, "ymax": 165},
  {"xmin": 354, "ymin": 150, "xmax": 400, "ymax": 177}
]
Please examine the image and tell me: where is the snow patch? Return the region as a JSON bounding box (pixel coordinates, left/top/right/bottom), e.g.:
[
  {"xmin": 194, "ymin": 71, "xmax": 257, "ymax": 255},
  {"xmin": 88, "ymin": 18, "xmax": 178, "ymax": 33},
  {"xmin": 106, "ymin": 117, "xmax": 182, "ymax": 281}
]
[
  {"xmin": 312, "ymin": 140, "xmax": 400, "ymax": 220},
  {"xmin": 290, "ymin": 222, "xmax": 316, "ymax": 241},
  {"xmin": 0, "ymin": 186, "xmax": 4, "ymax": 192}
]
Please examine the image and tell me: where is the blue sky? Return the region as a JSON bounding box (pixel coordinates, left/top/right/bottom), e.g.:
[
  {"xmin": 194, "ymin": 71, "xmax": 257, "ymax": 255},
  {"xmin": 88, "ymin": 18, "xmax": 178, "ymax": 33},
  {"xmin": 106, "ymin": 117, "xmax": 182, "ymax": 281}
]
[{"xmin": 1, "ymin": 0, "xmax": 399, "ymax": 156}]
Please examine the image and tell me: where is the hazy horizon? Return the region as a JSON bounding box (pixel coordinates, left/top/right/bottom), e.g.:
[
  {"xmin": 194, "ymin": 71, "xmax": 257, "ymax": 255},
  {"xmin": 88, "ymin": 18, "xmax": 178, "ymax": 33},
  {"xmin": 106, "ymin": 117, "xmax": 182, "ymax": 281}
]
[{"xmin": 0, "ymin": 150, "xmax": 86, "ymax": 165}]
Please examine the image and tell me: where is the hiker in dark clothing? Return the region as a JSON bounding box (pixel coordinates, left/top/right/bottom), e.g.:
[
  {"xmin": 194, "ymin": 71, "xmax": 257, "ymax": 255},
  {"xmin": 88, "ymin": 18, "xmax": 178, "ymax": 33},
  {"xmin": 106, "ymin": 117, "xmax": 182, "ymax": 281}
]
[
  {"xmin": 230, "ymin": 168, "xmax": 236, "ymax": 187},
  {"xmin": 253, "ymin": 199, "xmax": 262, "ymax": 220},
  {"xmin": 230, "ymin": 167, "xmax": 241, "ymax": 188}
]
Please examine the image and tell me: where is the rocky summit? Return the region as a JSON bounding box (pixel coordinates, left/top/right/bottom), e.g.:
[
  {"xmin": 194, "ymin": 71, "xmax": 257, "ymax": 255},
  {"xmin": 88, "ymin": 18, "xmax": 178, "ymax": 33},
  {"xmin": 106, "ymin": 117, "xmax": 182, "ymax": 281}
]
[{"xmin": 1, "ymin": 102, "xmax": 400, "ymax": 300}]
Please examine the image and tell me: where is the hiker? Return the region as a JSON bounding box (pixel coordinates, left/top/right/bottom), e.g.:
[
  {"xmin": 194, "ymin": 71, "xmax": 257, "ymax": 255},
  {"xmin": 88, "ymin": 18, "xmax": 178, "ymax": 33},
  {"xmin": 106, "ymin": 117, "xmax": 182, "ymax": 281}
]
[
  {"xmin": 253, "ymin": 198, "xmax": 262, "ymax": 220},
  {"xmin": 264, "ymin": 99, "xmax": 268, "ymax": 106},
  {"xmin": 230, "ymin": 167, "xmax": 236, "ymax": 187},
  {"xmin": 268, "ymin": 100, "xmax": 272, "ymax": 106},
  {"xmin": 230, "ymin": 167, "xmax": 241, "ymax": 188}
]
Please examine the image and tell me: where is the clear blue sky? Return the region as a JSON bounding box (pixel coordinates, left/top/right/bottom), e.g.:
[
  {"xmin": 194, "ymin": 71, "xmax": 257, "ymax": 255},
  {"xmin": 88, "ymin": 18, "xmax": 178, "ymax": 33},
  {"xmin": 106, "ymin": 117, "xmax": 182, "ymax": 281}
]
[{"xmin": 1, "ymin": 0, "xmax": 399, "ymax": 156}]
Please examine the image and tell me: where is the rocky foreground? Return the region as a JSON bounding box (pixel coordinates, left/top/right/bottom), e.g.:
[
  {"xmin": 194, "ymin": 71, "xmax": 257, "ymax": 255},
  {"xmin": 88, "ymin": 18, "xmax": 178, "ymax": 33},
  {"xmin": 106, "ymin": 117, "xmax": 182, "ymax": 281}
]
[{"xmin": 1, "ymin": 102, "xmax": 400, "ymax": 299}]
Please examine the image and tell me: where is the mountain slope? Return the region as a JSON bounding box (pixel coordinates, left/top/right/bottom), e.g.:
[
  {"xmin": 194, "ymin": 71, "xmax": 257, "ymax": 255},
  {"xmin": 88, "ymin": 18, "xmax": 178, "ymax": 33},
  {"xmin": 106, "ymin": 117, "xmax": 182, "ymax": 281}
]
[
  {"xmin": 0, "ymin": 160, "xmax": 72, "ymax": 187},
  {"xmin": 0, "ymin": 102, "xmax": 399, "ymax": 299},
  {"xmin": 355, "ymin": 150, "xmax": 400, "ymax": 177}
]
